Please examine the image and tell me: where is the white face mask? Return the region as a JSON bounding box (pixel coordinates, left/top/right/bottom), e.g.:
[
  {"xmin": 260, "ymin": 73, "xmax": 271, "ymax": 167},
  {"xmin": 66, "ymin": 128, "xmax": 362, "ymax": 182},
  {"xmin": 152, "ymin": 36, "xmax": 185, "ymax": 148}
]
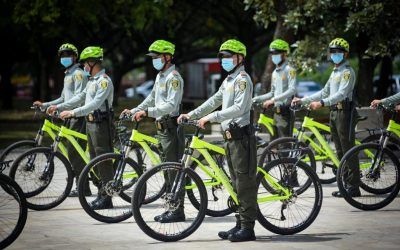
[
  {"xmin": 271, "ymin": 54, "xmax": 282, "ymax": 65},
  {"xmin": 152, "ymin": 58, "xmax": 165, "ymax": 71}
]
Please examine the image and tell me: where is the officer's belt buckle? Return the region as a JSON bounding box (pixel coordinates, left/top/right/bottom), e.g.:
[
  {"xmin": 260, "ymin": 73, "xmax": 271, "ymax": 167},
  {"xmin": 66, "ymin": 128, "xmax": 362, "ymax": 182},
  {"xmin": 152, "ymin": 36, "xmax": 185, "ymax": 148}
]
[
  {"xmin": 88, "ymin": 113, "xmax": 94, "ymax": 122},
  {"xmin": 337, "ymin": 102, "xmax": 343, "ymax": 110},
  {"xmin": 225, "ymin": 130, "xmax": 232, "ymax": 140},
  {"xmin": 276, "ymin": 106, "xmax": 281, "ymax": 114},
  {"xmin": 156, "ymin": 121, "xmax": 163, "ymax": 130}
]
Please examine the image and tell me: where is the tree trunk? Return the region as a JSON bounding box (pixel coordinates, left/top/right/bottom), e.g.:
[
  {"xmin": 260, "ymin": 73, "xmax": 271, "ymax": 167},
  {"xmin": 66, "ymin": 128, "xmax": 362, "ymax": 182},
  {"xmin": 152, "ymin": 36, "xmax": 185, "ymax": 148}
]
[
  {"xmin": 356, "ymin": 57, "xmax": 378, "ymax": 106},
  {"xmin": 0, "ymin": 62, "xmax": 14, "ymax": 110},
  {"xmin": 375, "ymin": 56, "xmax": 393, "ymax": 99},
  {"xmin": 260, "ymin": 1, "xmax": 295, "ymax": 92}
]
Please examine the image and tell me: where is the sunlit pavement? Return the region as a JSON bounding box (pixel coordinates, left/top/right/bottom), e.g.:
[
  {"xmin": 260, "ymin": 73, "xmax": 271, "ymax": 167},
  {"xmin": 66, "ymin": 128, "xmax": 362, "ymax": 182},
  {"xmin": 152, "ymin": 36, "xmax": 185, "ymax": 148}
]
[{"xmin": 7, "ymin": 183, "xmax": 400, "ymax": 250}]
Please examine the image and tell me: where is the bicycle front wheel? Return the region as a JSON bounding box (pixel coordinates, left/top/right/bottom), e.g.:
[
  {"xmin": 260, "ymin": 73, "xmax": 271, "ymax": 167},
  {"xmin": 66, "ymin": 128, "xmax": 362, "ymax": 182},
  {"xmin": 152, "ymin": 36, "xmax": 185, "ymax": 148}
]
[
  {"xmin": 9, "ymin": 147, "xmax": 73, "ymax": 210},
  {"xmin": 337, "ymin": 143, "xmax": 400, "ymax": 210},
  {"xmin": 0, "ymin": 140, "xmax": 36, "ymax": 174},
  {"xmin": 78, "ymin": 153, "xmax": 142, "ymax": 223},
  {"xmin": 257, "ymin": 158, "xmax": 323, "ymax": 235},
  {"xmin": 0, "ymin": 174, "xmax": 28, "ymax": 249},
  {"xmin": 132, "ymin": 162, "xmax": 207, "ymax": 242}
]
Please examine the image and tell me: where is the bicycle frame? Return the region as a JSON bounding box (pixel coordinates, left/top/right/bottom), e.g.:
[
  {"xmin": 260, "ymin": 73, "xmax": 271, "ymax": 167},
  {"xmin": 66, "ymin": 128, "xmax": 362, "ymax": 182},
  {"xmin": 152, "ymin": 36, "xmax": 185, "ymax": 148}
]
[
  {"xmin": 56, "ymin": 125, "xmax": 88, "ymax": 163},
  {"xmin": 183, "ymin": 135, "xmax": 291, "ymax": 206},
  {"xmin": 129, "ymin": 129, "xmax": 161, "ymax": 166}
]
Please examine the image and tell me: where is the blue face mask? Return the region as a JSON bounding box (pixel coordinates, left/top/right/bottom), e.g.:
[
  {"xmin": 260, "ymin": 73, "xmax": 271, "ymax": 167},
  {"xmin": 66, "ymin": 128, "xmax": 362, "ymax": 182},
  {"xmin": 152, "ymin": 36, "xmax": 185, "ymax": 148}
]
[
  {"xmin": 83, "ymin": 65, "xmax": 91, "ymax": 77},
  {"xmin": 221, "ymin": 58, "xmax": 235, "ymax": 72},
  {"xmin": 60, "ymin": 57, "xmax": 73, "ymax": 68},
  {"xmin": 271, "ymin": 54, "xmax": 282, "ymax": 65},
  {"xmin": 330, "ymin": 53, "xmax": 344, "ymax": 64},
  {"xmin": 152, "ymin": 58, "xmax": 165, "ymax": 71}
]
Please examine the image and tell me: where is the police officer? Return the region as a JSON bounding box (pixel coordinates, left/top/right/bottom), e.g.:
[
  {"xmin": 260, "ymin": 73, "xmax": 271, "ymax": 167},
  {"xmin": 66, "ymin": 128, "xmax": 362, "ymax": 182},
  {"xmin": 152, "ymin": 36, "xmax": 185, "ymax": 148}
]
[
  {"xmin": 253, "ymin": 39, "xmax": 296, "ymax": 138},
  {"xmin": 292, "ymin": 38, "xmax": 360, "ymax": 197},
  {"xmin": 34, "ymin": 43, "xmax": 88, "ymax": 197},
  {"xmin": 121, "ymin": 40, "xmax": 185, "ymax": 223},
  {"xmin": 59, "ymin": 46, "xmax": 115, "ymax": 209},
  {"xmin": 179, "ymin": 39, "xmax": 257, "ymax": 242}
]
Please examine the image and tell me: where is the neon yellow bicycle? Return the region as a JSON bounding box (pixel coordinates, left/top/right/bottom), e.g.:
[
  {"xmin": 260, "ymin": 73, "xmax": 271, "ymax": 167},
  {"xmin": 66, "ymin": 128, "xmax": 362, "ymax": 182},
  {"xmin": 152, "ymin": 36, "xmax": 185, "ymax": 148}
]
[
  {"xmin": 9, "ymin": 115, "xmax": 138, "ymax": 212},
  {"xmin": 337, "ymin": 104, "xmax": 400, "ymax": 210},
  {"xmin": 132, "ymin": 119, "xmax": 323, "ymax": 242},
  {"xmin": 0, "ymin": 106, "xmax": 66, "ymax": 167},
  {"xmin": 77, "ymin": 115, "xmax": 164, "ymax": 223}
]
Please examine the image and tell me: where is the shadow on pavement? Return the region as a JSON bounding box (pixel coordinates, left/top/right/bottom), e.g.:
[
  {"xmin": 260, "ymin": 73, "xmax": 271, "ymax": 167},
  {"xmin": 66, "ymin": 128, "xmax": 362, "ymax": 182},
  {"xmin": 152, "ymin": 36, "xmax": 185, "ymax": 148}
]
[{"xmin": 255, "ymin": 232, "xmax": 349, "ymax": 243}]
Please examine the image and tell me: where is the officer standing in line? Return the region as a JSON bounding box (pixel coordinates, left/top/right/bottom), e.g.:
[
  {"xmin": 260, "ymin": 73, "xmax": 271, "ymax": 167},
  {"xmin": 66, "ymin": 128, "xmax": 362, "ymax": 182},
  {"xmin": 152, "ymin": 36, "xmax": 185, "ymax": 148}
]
[
  {"xmin": 253, "ymin": 39, "xmax": 297, "ymax": 138},
  {"xmin": 121, "ymin": 40, "xmax": 185, "ymax": 223},
  {"xmin": 292, "ymin": 38, "xmax": 360, "ymax": 197},
  {"xmin": 178, "ymin": 39, "xmax": 257, "ymax": 242},
  {"xmin": 58, "ymin": 46, "xmax": 115, "ymax": 209},
  {"xmin": 34, "ymin": 43, "xmax": 88, "ymax": 197}
]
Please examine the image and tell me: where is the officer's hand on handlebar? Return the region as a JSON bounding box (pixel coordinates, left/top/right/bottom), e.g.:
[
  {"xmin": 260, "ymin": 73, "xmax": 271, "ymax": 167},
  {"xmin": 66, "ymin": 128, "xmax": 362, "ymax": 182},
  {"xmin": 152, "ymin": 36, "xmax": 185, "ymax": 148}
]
[
  {"xmin": 33, "ymin": 101, "xmax": 43, "ymax": 107},
  {"xmin": 198, "ymin": 116, "xmax": 209, "ymax": 129},
  {"xmin": 133, "ymin": 110, "xmax": 147, "ymax": 122},
  {"xmin": 370, "ymin": 99, "xmax": 382, "ymax": 108},
  {"xmin": 120, "ymin": 109, "xmax": 133, "ymax": 119},
  {"xmin": 263, "ymin": 99, "xmax": 274, "ymax": 109},
  {"xmin": 59, "ymin": 110, "xmax": 74, "ymax": 120},
  {"xmin": 291, "ymin": 97, "xmax": 302, "ymax": 106},
  {"xmin": 47, "ymin": 105, "xmax": 58, "ymax": 115},
  {"xmin": 395, "ymin": 104, "xmax": 400, "ymax": 112},
  {"xmin": 177, "ymin": 114, "xmax": 191, "ymax": 124}
]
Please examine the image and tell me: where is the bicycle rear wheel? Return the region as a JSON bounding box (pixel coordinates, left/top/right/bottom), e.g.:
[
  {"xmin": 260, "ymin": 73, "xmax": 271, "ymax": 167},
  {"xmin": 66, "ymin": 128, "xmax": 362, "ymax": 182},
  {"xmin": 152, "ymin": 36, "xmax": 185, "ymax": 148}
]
[
  {"xmin": 0, "ymin": 173, "xmax": 28, "ymax": 249},
  {"xmin": 258, "ymin": 137, "xmax": 315, "ymax": 194},
  {"xmin": 78, "ymin": 153, "xmax": 142, "ymax": 223},
  {"xmin": 9, "ymin": 147, "xmax": 73, "ymax": 210},
  {"xmin": 257, "ymin": 158, "xmax": 323, "ymax": 235},
  {"xmin": 132, "ymin": 162, "xmax": 207, "ymax": 242},
  {"xmin": 337, "ymin": 143, "xmax": 400, "ymax": 210}
]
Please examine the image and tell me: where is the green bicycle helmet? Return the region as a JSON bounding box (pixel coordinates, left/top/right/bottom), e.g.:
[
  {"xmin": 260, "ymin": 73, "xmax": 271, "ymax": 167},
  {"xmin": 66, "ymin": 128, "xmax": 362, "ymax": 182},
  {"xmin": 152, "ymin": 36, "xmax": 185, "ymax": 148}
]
[
  {"xmin": 218, "ymin": 39, "xmax": 247, "ymax": 57},
  {"xmin": 58, "ymin": 43, "xmax": 78, "ymax": 56},
  {"xmin": 79, "ymin": 46, "xmax": 103, "ymax": 62},
  {"xmin": 269, "ymin": 39, "xmax": 290, "ymax": 53},
  {"xmin": 329, "ymin": 38, "xmax": 349, "ymax": 52},
  {"xmin": 146, "ymin": 40, "xmax": 175, "ymax": 56}
]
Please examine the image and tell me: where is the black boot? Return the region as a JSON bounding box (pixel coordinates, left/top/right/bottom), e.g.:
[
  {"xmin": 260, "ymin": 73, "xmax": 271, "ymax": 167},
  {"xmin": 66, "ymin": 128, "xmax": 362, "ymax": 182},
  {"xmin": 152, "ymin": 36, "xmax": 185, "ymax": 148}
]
[
  {"xmin": 154, "ymin": 211, "xmax": 169, "ymax": 222},
  {"xmin": 218, "ymin": 215, "xmax": 241, "ymax": 239},
  {"xmin": 89, "ymin": 196, "xmax": 113, "ymax": 210},
  {"xmin": 332, "ymin": 187, "xmax": 361, "ymax": 198},
  {"xmin": 228, "ymin": 228, "xmax": 256, "ymax": 242},
  {"xmin": 158, "ymin": 210, "xmax": 185, "ymax": 223}
]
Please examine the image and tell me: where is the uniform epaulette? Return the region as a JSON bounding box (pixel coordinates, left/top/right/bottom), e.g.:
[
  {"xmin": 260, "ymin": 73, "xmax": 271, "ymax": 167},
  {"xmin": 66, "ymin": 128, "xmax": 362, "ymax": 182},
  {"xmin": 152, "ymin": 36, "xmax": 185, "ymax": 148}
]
[
  {"xmin": 172, "ymin": 70, "xmax": 179, "ymax": 75},
  {"xmin": 102, "ymin": 73, "xmax": 109, "ymax": 79},
  {"xmin": 240, "ymin": 71, "xmax": 247, "ymax": 76}
]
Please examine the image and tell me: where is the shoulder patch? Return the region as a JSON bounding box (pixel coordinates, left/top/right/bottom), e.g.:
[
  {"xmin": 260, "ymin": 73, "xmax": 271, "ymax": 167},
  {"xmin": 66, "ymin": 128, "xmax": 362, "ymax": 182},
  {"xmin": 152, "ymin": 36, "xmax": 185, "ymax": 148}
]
[
  {"xmin": 100, "ymin": 79, "xmax": 108, "ymax": 89},
  {"xmin": 75, "ymin": 71, "xmax": 83, "ymax": 81},
  {"xmin": 171, "ymin": 78, "xmax": 180, "ymax": 90},
  {"xmin": 238, "ymin": 80, "xmax": 247, "ymax": 92},
  {"xmin": 343, "ymin": 71, "xmax": 351, "ymax": 81},
  {"xmin": 289, "ymin": 69, "xmax": 296, "ymax": 78}
]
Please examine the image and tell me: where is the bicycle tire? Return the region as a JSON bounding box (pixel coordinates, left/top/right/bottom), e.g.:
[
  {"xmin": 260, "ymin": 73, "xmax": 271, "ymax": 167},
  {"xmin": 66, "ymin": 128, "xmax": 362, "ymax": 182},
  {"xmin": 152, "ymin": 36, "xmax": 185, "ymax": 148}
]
[
  {"xmin": 78, "ymin": 153, "xmax": 142, "ymax": 223},
  {"xmin": 337, "ymin": 143, "xmax": 400, "ymax": 210},
  {"xmin": 132, "ymin": 162, "xmax": 207, "ymax": 242},
  {"xmin": 0, "ymin": 173, "xmax": 28, "ymax": 249},
  {"xmin": 9, "ymin": 147, "xmax": 73, "ymax": 210}
]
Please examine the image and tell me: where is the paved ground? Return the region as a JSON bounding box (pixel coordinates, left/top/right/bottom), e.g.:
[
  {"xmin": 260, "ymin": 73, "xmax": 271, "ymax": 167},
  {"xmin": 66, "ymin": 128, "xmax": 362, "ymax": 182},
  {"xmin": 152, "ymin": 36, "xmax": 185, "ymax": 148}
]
[{"xmin": 7, "ymin": 183, "xmax": 400, "ymax": 250}]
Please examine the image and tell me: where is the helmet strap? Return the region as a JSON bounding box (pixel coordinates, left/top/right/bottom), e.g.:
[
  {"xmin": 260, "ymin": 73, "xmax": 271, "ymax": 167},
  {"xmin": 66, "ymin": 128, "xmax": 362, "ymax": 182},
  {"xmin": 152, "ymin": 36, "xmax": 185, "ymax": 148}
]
[
  {"xmin": 228, "ymin": 54, "xmax": 244, "ymax": 74},
  {"xmin": 160, "ymin": 54, "xmax": 172, "ymax": 72}
]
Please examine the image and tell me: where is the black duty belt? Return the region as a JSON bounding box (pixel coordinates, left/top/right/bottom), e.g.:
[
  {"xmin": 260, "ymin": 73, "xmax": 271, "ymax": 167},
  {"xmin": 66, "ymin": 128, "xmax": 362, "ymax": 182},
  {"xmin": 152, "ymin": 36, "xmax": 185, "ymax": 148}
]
[
  {"xmin": 155, "ymin": 116, "xmax": 179, "ymax": 130},
  {"xmin": 273, "ymin": 105, "xmax": 290, "ymax": 114},
  {"xmin": 86, "ymin": 110, "xmax": 113, "ymax": 123},
  {"xmin": 329, "ymin": 101, "xmax": 352, "ymax": 111},
  {"xmin": 223, "ymin": 124, "xmax": 253, "ymax": 140}
]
